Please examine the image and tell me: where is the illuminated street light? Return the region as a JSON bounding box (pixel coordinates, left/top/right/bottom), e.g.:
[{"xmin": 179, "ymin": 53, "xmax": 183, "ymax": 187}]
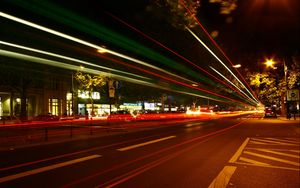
[
  {"xmin": 264, "ymin": 59, "xmax": 275, "ymax": 68},
  {"xmin": 232, "ymin": 64, "xmax": 241, "ymax": 68}
]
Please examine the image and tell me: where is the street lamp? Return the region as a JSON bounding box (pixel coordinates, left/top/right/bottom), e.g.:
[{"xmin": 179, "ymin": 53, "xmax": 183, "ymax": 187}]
[
  {"xmin": 232, "ymin": 64, "xmax": 241, "ymax": 68},
  {"xmin": 263, "ymin": 58, "xmax": 288, "ymax": 117}
]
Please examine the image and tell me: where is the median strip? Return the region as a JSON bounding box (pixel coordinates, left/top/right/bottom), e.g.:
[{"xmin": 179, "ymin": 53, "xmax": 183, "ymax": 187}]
[
  {"xmin": 0, "ymin": 155, "xmax": 101, "ymax": 183},
  {"xmin": 117, "ymin": 136, "xmax": 176, "ymax": 151}
]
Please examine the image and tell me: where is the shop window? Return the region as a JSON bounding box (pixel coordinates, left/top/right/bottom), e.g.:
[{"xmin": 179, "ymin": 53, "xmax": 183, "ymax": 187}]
[{"xmin": 49, "ymin": 98, "xmax": 58, "ymax": 115}]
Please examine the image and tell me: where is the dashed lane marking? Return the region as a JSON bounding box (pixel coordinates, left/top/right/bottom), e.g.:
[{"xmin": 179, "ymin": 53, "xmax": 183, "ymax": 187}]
[
  {"xmin": 0, "ymin": 155, "xmax": 101, "ymax": 183},
  {"xmin": 117, "ymin": 136, "xmax": 176, "ymax": 151},
  {"xmin": 208, "ymin": 166, "xmax": 236, "ymax": 188}
]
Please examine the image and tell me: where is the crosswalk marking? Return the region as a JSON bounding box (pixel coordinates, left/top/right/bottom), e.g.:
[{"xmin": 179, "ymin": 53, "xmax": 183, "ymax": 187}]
[
  {"xmin": 239, "ymin": 157, "xmax": 270, "ymax": 166},
  {"xmin": 243, "ymin": 151, "xmax": 300, "ymax": 166},
  {"xmin": 254, "ymin": 148, "xmax": 300, "ymax": 158},
  {"xmin": 263, "ymin": 138, "xmax": 300, "ymax": 144},
  {"xmin": 251, "ymin": 138, "xmax": 297, "ymax": 146}
]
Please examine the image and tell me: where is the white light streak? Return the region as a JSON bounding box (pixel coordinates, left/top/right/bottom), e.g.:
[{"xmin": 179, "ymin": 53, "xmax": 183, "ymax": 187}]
[
  {"xmin": 0, "ymin": 49, "xmax": 224, "ymax": 102},
  {"xmin": 186, "ymin": 27, "xmax": 259, "ymax": 103},
  {"xmin": 210, "ymin": 66, "xmax": 257, "ymax": 104},
  {"xmin": 0, "ymin": 12, "xmax": 196, "ymax": 85},
  {"xmin": 0, "ymin": 41, "xmax": 149, "ymax": 80}
]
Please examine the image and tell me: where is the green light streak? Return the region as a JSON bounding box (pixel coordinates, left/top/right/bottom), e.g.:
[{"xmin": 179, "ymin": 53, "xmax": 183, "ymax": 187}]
[
  {"xmin": 0, "ymin": 49, "xmax": 228, "ymax": 103},
  {"xmin": 0, "ymin": 40, "xmax": 150, "ymax": 81},
  {"xmin": 4, "ymin": 0, "xmax": 219, "ymax": 87},
  {"xmin": 0, "ymin": 11, "xmax": 198, "ymax": 85}
]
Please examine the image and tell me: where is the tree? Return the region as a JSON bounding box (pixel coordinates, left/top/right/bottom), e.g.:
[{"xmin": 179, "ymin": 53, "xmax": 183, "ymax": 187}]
[
  {"xmin": 74, "ymin": 71, "xmax": 107, "ymax": 116},
  {"xmin": 247, "ymin": 72, "xmax": 280, "ymax": 106},
  {"xmin": 148, "ymin": 0, "xmax": 238, "ymax": 29}
]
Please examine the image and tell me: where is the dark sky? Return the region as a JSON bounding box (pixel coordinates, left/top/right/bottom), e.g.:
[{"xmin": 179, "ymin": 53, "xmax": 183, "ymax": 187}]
[
  {"xmin": 197, "ymin": 0, "xmax": 299, "ymax": 68},
  {"xmin": 2, "ymin": 0, "xmax": 299, "ymax": 71}
]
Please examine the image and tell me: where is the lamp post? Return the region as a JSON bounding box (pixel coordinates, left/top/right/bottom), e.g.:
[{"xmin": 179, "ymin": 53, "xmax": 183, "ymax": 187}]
[{"xmin": 263, "ymin": 58, "xmax": 288, "ymax": 117}]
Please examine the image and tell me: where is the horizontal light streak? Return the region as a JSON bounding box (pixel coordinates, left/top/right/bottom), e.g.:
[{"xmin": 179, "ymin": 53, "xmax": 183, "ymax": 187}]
[
  {"xmin": 210, "ymin": 66, "xmax": 257, "ymax": 104},
  {"xmin": 0, "ymin": 50, "xmax": 227, "ymax": 103},
  {"xmin": 0, "ymin": 11, "xmax": 197, "ymax": 85},
  {"xmin": 0, "ymin": 41, "xmax": 149, "ymax": 80},
  {"xmin": 186, "ymin": 27, "xmax": 259, "ymax": 103},
  {"xmin": 0, "ymin": 12, "xmax": 251, "ymax": 105}
]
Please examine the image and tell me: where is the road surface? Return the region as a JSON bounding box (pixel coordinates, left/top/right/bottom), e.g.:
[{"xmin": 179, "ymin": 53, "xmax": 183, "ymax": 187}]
[{"xmin": 0, "ymin": 114, "xmax": 299, "ymax": 188}]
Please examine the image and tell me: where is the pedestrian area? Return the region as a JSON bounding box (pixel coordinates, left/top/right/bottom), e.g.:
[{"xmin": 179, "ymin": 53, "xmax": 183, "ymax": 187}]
[{"xmin": 230, "ymin": 137, "xmax": 300, "ymax": 171}]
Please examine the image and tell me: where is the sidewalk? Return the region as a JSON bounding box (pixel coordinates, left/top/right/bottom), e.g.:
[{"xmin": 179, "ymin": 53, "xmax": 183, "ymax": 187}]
[{"xmin": 277, "ymin": 114, "xmax": 300, "ymax": 122}]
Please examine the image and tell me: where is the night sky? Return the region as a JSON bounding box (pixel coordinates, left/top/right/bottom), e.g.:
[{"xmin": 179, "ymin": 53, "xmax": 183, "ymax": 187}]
[{"xmin": 1, "ymin": 0, "xmax": 298, "ymax": 105}]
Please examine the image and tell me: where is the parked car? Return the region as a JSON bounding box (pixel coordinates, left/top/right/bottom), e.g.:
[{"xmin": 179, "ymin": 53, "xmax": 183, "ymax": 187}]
[
  {"xmin": 34, "ymin": 114, "xmax": 60, "ymax": 121},
  {"xmin": 264, "ymin": 108, "xmax": 277, "ymax": 118},
  {"xmin": 107, "ymin": 110, "xmax": 135, "ymax": 122}
]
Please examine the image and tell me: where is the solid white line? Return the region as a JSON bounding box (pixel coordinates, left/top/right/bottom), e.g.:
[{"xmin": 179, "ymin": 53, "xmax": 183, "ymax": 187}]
[
  {"xmin": 208, "ymin": 166, "xmax": 236, "ymax": 188},
  {"xmin": 117, "ymin": 136, "xmax": 176, "ymax": 151},
  {"xmin": 0, "ymin": 155, "xmax": 101, "ymax": 183},
  {"xmin": 229, "ymin": 138, "xmax": 249, "ymax": 163}
]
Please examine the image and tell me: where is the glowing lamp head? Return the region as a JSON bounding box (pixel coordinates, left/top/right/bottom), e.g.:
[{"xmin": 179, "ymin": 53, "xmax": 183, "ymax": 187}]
[{"xmin": 265, "ymin": 59, "xmax": 275, "ymax": 68}]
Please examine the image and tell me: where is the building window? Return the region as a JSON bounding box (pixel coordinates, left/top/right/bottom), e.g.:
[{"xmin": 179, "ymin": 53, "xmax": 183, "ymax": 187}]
[
  {"xmin": 78, "ymin": 90, "xmax": 100, "ymax": 99},
  {"xmin": 49, "ymin": 98, "xmax": 58, "ymax": 115}
]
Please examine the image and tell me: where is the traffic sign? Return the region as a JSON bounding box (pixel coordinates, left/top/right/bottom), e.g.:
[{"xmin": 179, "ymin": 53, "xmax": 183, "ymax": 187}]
[{"xmin": 287, "ymin": 89, "xmax": 299, "ymax": 101}]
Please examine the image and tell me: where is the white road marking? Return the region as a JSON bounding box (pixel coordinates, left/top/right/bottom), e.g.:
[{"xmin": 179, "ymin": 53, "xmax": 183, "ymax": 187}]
[
  {"xmin": 117, "ymin": 136, "xmax": 176, "ymax": 151},
  {"xmin": 208, "ymin": 166, "xmax": 236, "ymax": 188},
  {"xmin": 239, "ymin": 157, "xmax": 270, "ymax": 166},
  {"xmin": 255, "ymin": 148, "xmax": 300, "ymax": 158},
  {"xmin": 229, "ymin": 138, "xmax": 249, "ymax": 163},
  {"xmin": 0, "ymin": 155, "xmax": 101, "ymax": 183},
  {"xmin": 185, "ymin": 122, "xmax": 204, "ymax": 127},
  {"xmin": 263, "ymin": 137, "xmax": 300, "ymax": 144},
  {"xmin": 251, "ymin": 138, "xmax": 297, "ymax": 146},
  {"xmin": 243, "ymin": 151, "xmax": 299, "ymax": 166}
]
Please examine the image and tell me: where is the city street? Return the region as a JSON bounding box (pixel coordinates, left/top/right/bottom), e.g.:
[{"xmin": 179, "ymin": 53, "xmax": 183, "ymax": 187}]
[{"xmin": 0, "ymin": 113, "xmax": 299, "ymax": 188}]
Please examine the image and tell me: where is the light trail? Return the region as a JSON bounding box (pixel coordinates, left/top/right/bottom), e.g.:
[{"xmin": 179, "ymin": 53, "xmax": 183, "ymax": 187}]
[
  {"xmin": 186, "ymin": 27, "xmax": 259, "ymax": 104},
  {"xmin": 0, "ymin": 41, "xmax": 150, "ymax": 81},
  {"xmin": 0, "ymin": 12, "xmax": 251, "ymax": 105},
  {"xmin": 0, "ymin": 11, "xmax": 198, "ymax": 85},
  {"xmin": 0, "ymin": 50, "xmax": 228, "ymax": 103},
  {"xmin": 94, "ymin": 51, "xmax": 246, "ymax": 104},
  {"xmin": 105, "ymin": 11, "xmax": 243, "ymax": 95},
  {"xmin": 210, "ymin": 66, "xmax": 257, "ymax": 104},
  {"xmin": 181, "ymin": 0, "xmax": 258, "ymax": 101}
]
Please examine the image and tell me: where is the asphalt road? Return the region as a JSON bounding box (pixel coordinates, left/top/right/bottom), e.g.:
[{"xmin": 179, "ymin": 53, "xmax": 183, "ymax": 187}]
[{"xmin": 0, "ymin": 114, "xmax": 299, "ymax": 188}]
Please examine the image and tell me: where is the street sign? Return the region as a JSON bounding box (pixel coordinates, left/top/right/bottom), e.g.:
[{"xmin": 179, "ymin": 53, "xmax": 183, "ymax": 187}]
[{"xmin": 287, "ymin": 89, "xmax": 299, "ymax": 101}]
